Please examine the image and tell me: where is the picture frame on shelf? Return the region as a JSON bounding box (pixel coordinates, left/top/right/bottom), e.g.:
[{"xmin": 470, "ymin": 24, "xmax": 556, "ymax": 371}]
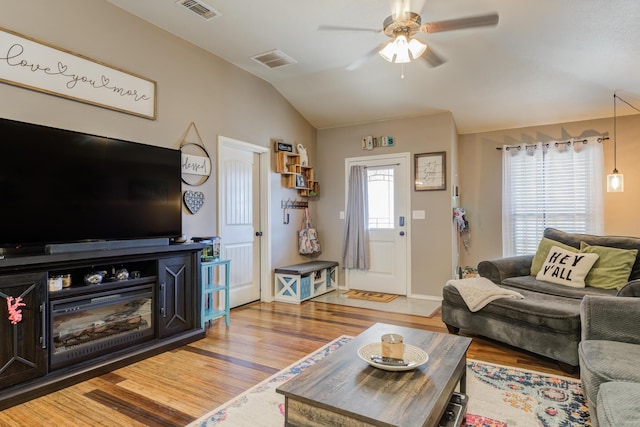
[
  {"xmin": 414, "ymin": 151, "xmax": 446, "ymax": 191},
  {"xmin": 295, "ymin": 173, "xmax": 306, "ymax": 189}
]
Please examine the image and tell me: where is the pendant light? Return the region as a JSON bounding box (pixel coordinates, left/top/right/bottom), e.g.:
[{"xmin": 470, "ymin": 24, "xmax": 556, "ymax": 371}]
[{"xmin": 607, "ymin": 93, "xmax": 624, "ymax": 192}]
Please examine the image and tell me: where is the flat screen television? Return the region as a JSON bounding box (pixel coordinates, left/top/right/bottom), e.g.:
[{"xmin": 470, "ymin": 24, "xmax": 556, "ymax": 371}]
[{"xmin": 0, "ymin": 117, "xmax": 182, "ymax": 254}]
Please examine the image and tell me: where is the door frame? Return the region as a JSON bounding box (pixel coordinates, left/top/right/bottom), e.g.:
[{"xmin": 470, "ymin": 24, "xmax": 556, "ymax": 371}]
[
  {"xmin": 344, "ymin": 152, "xmax": 412, "ymax": 295},
  {"xmin": 217, "ymin": 135, "xmax": 273, "ymax": 302}
]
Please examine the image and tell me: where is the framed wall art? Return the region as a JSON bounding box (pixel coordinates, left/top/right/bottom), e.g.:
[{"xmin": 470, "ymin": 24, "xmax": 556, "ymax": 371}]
[
  {"xmin": 0, "ymin": 27, "xmax": 156, "ymax": 119},
  {"xmin": 414, "ymin": 151, "xmax": 446, "ymax": 191},
  {"xmin": 295, "ymin": 174, "xmax": 306, "ymax": 189}
]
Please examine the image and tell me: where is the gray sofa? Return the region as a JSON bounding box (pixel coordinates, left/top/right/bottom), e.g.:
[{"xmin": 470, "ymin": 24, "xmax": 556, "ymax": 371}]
[
  {"xmin": 579, "ymin": 295, "xmax": 640, "ymax": 427},
  {"xmin": 442, "ymin": 228, "xmax": 640, "ymax": 372}
]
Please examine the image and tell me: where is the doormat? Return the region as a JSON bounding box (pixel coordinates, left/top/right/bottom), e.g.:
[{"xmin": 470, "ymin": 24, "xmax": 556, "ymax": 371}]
[{"xmin": 345, "ymin": 290, "xmax": 398, "ymax": 303}]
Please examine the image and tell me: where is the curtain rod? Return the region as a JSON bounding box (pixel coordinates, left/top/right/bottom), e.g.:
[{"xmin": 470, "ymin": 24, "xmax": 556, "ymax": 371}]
[
  {"xmin": 495, "ymin": 136, "xmax": 609, "ymax": 151},
  {"xmin": 363, "ymin": 163, "xmax": 401, "ymax": 168}
]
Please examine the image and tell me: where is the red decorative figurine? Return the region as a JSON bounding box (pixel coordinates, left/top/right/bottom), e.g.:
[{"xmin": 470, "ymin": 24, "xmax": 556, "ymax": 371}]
[{"xmin": 7, "ymin": 296, "xmax": 26, "ymax": 325}]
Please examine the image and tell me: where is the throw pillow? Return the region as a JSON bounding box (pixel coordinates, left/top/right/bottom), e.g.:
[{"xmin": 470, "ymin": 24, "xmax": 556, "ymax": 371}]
[
  {"xmin": 530, "ymin": 237, "xmax": 579, "ymax": 276},
  {"xmin": 536, "ymin": 246, "xmax": 599, "ymax": 288},
  {"xmin": 580, "ymin": 242, "xmax": 638, "ymax": 290}
]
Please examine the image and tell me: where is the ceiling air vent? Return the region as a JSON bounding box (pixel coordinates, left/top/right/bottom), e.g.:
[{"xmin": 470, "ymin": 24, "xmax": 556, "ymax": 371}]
[
  {"xmin": 251, "ymin": 50, "xmax": 298, "ymax": 69},
  {"xmin": 176, "ymin": 0, "xmax": 220, "ymax": 20}
]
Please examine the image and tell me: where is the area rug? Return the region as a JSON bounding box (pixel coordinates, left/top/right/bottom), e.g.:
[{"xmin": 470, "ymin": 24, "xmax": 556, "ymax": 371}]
[
  {"xmin": 345, "ymin": 289, "xmax": 398, "ymax": 303},
  {"xmin": 188, "ymin": 336, "xmax": 590, "ymax": 427}
]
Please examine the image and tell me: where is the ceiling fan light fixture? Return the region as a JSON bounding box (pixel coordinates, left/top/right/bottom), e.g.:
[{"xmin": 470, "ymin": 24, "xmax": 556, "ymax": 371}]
[
  {"xmin": 393, "ymin": 35, "xmax": 411, "ymax": 63},
  {"xmin": 379, "ymin": 41, "xmax": 397, "ymax": 62},
  {"xmin": 408, "ymin": 38, "xmax": 427, "ymax": 59},
  {"xmin": 379, "ymin": 34, "xmax": 421, "ymax": 64}
]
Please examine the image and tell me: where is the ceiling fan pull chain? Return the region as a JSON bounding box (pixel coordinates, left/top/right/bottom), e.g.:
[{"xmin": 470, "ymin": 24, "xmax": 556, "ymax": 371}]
[{"xmin": 401, "ymin": 63, "xmax": 405, "ymax": 79}]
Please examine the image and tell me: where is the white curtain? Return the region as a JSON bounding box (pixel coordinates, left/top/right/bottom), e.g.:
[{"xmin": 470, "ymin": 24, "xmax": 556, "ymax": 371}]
[
  {"xmin": 502, "ymin": 136, "xmax": 604, "ymax": 257},
  {"xmin": 342, "ymin": 165, "xmax": 370, "ymax": 269}
]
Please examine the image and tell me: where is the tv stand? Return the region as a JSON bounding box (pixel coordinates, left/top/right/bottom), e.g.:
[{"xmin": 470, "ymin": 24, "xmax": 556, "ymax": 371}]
[
  {"xmin": 44, "ymin": 238, "xmax": 169, "ymax": 254},
  {"xmin": 0, "ymin": 242, "xmax": 205, "ymax": 410}
]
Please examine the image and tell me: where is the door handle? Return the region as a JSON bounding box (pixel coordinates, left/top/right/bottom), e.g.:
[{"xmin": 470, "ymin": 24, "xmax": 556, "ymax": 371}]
[
  {"xmin": 255, "ymin": 231, "xmax": 263, "ymax": 237},
  {"xmin": 399, "ymin": 231, "xmax": 405, "ymax": 236}
]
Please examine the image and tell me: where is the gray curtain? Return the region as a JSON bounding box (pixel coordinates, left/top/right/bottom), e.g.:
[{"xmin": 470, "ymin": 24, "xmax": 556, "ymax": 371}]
[{"xmin": 342, "ymin": 165, "xmax": 370, "ymax": 269}]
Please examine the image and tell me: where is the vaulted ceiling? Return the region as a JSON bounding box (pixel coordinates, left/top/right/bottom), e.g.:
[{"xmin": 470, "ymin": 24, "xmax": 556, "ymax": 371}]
[{"xmin": 106, "ymin": 0, "xmax": 640, "ymax": 134}]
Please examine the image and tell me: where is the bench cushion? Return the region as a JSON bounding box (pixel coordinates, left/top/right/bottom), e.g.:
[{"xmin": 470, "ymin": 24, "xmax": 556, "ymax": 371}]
[{"xmin": 274, "ymin": 261, "xmax": 338, "ymax": 275}]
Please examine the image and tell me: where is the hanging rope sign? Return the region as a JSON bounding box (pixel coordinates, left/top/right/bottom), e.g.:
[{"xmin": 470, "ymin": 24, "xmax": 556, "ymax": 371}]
[{"xmin": 179, "ymin": 122, "xmax": 212, "ymax": 186}]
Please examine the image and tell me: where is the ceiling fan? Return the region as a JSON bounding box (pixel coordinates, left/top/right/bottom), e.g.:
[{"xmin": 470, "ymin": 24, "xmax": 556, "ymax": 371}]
[{"xmin": 319, "ymin": 2, "xmax": 499, "ymax": 71}]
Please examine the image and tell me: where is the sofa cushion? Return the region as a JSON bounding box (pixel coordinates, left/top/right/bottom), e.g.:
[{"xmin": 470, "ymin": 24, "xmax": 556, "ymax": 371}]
[
  {"xmin": 580, "ymin": 242, "xmax": 638, "ymax": 290},
  {"xmin": 536, "ymin": 246, "xmax": 598, "ymax": 288},
  {"xmin": 502, "ymin": 275, "xmax": 615, "ymax": 299},
  {"xmin": 443, "ymin": 284, "xmax": 582, "ymax": 333},
  {"xmin": 530, "ymin": 237, "xmax": 578, "ymax": 276},
  {"xmin": 597, "ymin": 382, "xmax": 640, "ymax": 427},
  {"xmin": 544, "ymin": 228, "xmax": 640, "ymax": 281}
]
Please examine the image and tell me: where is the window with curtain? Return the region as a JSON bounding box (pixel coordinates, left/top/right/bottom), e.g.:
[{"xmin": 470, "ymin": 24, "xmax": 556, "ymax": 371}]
[{"xmin": 502, "ymin": 137, "xmax": 604, "ymax": 257}]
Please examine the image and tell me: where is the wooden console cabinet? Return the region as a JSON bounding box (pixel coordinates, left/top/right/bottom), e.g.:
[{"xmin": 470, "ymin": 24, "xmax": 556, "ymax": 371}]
[{"xmin": 0, "ymin": 243, "xmax": 205, "ymax": 410}]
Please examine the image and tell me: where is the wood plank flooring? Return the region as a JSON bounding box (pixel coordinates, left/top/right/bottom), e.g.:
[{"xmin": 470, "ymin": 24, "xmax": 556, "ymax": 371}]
[{"xmin": 0, "ymin": 301, "xmax": 579, "ymax": 426}]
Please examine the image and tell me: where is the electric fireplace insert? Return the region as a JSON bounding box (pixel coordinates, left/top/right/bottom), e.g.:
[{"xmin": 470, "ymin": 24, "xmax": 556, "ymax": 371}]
[{"xmin": 49, "ymin": 284, "xmax": 154, "ymax": 370}]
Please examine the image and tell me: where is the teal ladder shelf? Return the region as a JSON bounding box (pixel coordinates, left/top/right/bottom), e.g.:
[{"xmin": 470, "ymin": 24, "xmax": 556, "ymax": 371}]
[{"xmin": 201, "ymin": 259, "xmax": 230, "ymax": 327}]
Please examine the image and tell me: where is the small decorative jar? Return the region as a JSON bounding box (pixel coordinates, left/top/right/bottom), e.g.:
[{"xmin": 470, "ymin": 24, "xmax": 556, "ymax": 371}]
[{"xmin": 381, "ymin": 333, "xmax": 404, "ymax": 359}]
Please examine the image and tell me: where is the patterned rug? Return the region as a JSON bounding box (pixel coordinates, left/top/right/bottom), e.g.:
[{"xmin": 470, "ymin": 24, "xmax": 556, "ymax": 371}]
[{"xmin": 188, "ymin": 336, "xmax": 590, "ymax": 427}]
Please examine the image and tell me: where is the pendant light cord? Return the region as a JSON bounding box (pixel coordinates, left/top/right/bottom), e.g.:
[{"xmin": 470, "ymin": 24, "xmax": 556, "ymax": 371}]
[
  {"xmin": 614, "ymin": 93, "xmax": 617, "ymax": 171},
  {"xmin": 613, "ymin": 93, "xmax": 640, "ymax": 172}
]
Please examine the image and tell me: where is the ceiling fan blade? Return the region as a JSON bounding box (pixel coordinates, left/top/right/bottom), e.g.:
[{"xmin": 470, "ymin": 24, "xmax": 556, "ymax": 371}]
[
  {"xmin": 421, "ymin": 13, "xmax": 499, "ymax": 34},
  {"xmin": 318, "ymin": 25, "xmax": 382, "ymax": 34},
  {"xmin": 346, "ymin": 41, "xmax": 389, "ymax": 71},
  {"xmin": 420, "ymin": 47, "xmax": 446, "ymax": 68}
]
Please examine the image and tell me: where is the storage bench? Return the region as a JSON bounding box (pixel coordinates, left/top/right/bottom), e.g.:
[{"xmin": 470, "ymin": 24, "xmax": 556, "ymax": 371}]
[{"xmin": 274, "ymin": 261, "xmax": 338, "ymax": 303}]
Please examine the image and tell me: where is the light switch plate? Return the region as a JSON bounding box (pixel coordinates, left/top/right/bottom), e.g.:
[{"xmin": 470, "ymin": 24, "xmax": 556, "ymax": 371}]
[
  {"xmin": 339, "ymin": 211, "xmax": 345, "ymax": 219},
  {"xmin": 412, "ymin": 210, "xmax": 426, "ymax": 220}
]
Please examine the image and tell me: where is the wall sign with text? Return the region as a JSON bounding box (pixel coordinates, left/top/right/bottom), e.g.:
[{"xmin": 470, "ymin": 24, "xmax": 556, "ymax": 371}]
[
  {"xmin": 179, "ymin": 122, "xmax": 212, "ymax": 186},
  {"xmin": 0, "ymin": 27, "xmax": 156, "ymax": 119}
]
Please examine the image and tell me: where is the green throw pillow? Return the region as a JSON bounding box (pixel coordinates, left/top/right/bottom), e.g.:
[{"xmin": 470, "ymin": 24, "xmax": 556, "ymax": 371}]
[
  {"xmin": 580, "ymin": 242, "xmax": 638, "ymax": 290},
  {"xmin": 531, "ymin": 237, "xmax": 578, "ymax": 276}
]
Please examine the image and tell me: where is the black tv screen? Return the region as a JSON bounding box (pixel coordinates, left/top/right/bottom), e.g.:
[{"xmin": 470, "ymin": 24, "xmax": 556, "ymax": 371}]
[{"xmin": 0, "ymin": 117, "xmax": 182, "ymax": 252}]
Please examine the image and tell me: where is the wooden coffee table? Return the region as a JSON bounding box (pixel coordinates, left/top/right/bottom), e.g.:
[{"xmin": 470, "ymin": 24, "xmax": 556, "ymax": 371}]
[{"xmin": 276, "ymin": 323, "xmax": 472, "ymax": 426}]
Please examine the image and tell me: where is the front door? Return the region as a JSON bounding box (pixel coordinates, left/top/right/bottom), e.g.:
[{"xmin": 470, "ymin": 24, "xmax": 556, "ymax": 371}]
[
  {"xmin": 218, "ymin": 137, "xmax": 262, "ymax": 307},
  {"xmin": 345, "ymin": 153, "xmax": 411, "ymax": 295}
]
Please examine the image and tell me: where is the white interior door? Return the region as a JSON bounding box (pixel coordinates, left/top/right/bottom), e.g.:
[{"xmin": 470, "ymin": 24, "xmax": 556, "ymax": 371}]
[
  {"xmin": 218, "ymin": 137, "xmax": 262, "ymax": 307},
  {"xmin": 345, "ymin": 153, "xmax": 411, "ymax": 295}
]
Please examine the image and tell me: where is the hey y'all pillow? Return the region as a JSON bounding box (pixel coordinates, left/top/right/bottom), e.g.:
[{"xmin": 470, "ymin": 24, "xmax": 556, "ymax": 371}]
[
  {"xmin": 536, "ymin": 246, "xmax": 599, "ymax": 288},
  {"xmin": 530, "ymin": 237, "xmax": 579, "ymax": 276}
]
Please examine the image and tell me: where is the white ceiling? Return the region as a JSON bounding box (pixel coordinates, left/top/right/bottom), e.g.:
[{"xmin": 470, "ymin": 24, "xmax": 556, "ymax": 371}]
[{"xmin": 106, "ymin": 0, "xmax": 640, "ymax": 134}]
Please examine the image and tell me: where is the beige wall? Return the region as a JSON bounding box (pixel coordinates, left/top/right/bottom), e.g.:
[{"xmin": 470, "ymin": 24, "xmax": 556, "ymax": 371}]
[
  {"xmin": 0, "ymin": 0, "xmax": 317, "ymax": 279},
  {"xmin": 317, "ymin": 113, "xmax": 458, "ymax": 299},
  {"xmin": 458, "ymin": 115, "xmax": 640, "ymax": 269}
]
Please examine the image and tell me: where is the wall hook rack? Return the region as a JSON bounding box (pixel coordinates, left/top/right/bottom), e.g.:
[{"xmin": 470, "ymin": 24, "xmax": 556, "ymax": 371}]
[
  {"xmin": 281, "ymin": 199, "xmax": 309, "ymax": 210},
  {"xmin": 281, "ymin": 199, "xmax": 309, "ymax": 224}
]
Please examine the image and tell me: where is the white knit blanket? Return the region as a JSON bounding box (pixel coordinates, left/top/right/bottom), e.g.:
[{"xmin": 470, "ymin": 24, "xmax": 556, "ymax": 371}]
[{"xmin": 447, "ymin": 277, "xmax": 524, "ymax": 312}]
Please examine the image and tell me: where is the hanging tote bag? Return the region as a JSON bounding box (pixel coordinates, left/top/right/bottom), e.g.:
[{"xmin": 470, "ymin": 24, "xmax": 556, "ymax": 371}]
[{"xmin": 298, "ymin": 207, "xmax": 321, "ymax": 255}]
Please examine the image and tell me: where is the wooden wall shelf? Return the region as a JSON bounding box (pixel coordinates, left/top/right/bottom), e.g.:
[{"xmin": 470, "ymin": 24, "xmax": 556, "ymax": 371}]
[{"xmin": 276, "ymin": 151, "xmax": 319, "ymax": 197}]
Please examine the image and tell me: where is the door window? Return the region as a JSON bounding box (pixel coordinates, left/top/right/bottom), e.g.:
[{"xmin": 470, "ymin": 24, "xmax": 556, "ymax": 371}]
[{"xmin": 367, "ymin": 168, "xmax": 394, "ymax": 229}]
